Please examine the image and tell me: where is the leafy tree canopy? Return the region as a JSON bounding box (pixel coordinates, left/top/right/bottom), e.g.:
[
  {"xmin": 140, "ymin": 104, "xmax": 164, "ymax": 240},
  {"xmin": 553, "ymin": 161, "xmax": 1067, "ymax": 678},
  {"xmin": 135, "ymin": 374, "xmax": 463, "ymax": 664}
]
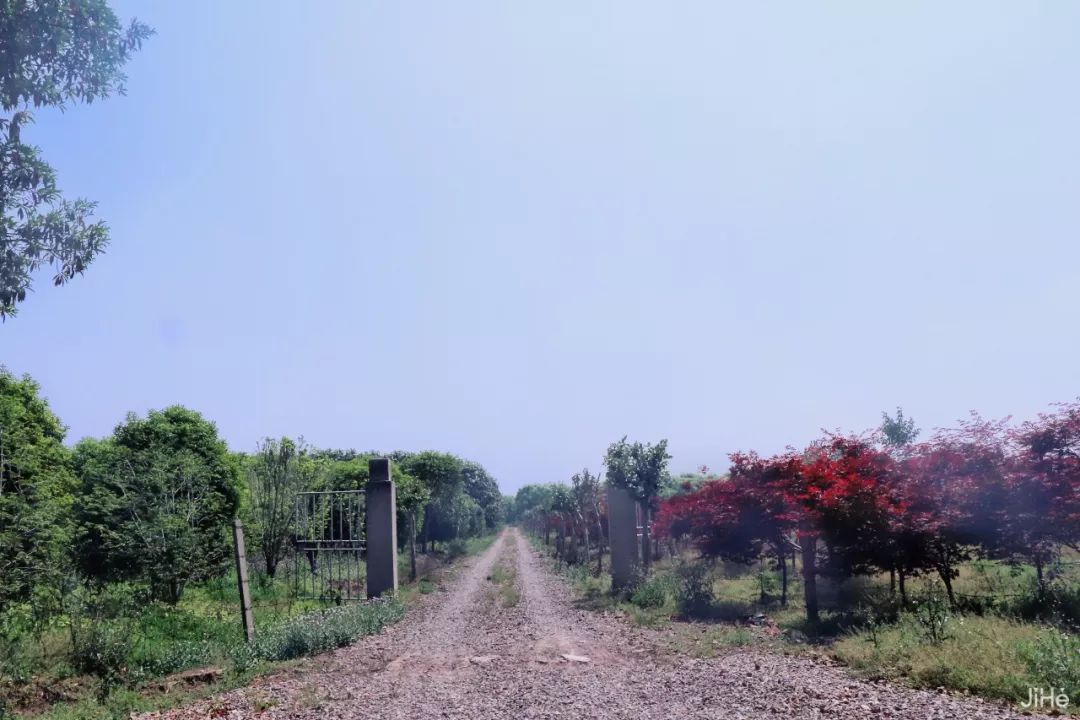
[
  {"xmin": 0, "ymin": 0, "xmax": 152, "ymax": 317},
  {"xmin": 880, "ymin": 407, "xmax": 920, "ymax": 449},
  {"xmin": 604, "ymin": 436, "xmax": 672, "ymax": 507},
  {"xmin": 0, "ymin": 367, "xmax": 75, "ymax": 615},
  {"xmin": 74, "ymin": 406, "xmax": 240, "ymax": 603}
]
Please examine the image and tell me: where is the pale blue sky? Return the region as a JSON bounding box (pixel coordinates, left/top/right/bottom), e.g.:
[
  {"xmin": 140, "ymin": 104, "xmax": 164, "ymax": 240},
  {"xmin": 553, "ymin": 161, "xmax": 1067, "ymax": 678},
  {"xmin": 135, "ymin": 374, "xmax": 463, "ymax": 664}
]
[{"xmin": 4, "ymin": 2, "xmax": 1079, "ymax": 492}]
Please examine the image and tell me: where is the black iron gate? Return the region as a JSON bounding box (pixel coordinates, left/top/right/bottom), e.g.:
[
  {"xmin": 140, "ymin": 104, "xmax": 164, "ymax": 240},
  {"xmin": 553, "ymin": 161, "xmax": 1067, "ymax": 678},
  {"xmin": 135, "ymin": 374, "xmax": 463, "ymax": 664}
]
[{"xmin": 293, "ymin": 490, "xmax": 366, "ymax": 601}]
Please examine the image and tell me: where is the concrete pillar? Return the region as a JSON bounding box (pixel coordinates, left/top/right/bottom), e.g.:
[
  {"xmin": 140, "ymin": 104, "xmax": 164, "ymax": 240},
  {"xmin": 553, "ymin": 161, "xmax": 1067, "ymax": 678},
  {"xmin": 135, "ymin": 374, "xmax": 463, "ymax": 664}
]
[
  {"xmin": 232, "ymin": 519, "xmax": 255, "ymax": 642},
  {"xmin": 366, "ymin": 458, "xmax": 398, "ymax": 598},
  {"xmin": 607, "ymin": 484, "xmax": 639, "ymax": 592}
]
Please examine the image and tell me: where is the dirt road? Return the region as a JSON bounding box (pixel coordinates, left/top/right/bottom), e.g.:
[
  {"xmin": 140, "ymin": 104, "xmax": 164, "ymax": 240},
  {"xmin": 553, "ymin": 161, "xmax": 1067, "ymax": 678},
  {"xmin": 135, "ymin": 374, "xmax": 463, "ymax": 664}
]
[{"xmin": 148, "ymin": 529, "xmax": 1041, "ymax": 719}]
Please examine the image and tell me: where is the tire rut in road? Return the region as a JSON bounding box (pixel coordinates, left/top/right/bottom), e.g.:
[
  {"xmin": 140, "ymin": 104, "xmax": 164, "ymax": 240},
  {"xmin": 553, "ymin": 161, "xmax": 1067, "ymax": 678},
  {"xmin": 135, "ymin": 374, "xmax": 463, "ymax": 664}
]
[{"xmin": 381, "ymin": 530, "xmax": 510, "ymax": 676}]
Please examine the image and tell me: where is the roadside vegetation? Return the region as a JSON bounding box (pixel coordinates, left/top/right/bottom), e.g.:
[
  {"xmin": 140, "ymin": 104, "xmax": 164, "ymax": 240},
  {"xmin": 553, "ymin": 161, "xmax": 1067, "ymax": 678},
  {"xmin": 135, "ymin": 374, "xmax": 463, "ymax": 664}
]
[
  {"xmin": 515, "ymin": 405, "xmax": 1080, "ymax": 712},
  {"xmin": 0, "ymin": 368, "xmax": 505, "ymax": 718}
]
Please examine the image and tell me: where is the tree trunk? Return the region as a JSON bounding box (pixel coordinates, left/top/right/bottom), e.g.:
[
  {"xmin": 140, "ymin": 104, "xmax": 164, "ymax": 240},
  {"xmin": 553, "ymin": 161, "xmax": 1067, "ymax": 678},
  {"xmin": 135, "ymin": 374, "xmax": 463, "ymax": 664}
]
[
  {"xmin": 780, "ymin": 551, "xmax": 788, "ymax": 607},
  {"xmin": 889, "ymin": 567, "xmax": 896, "ymax": 596},
  {"xmin": 582, "ymin": 515, "xmax": 591, "ymax": 569},
  {"xmin": 594, "ymin": 504, "xmax": 605, "ymax": 576},
  {"xmin": 759, "ymin": 555, "xmax": 767, "ymax": 602},
  {"xmin": 800, "ymin": 533, "xmax": 819, "ymax": 624},
  {"xmin": 168, "ymin": 578, "xmax": 183, "ymax": 606},
  {"xmin": 898, "ymin": 569, "xmax": 907, "ymax": 603},
  {"xmin": 937, "ymin": 564, "xmax": 957, "ymax": 607},
  {"xmin": 409, "ymin": 510, "xmax": 418, "ymax": 582},
  {"xmin": 1035, "ymin": 559, "xmax": 1045, "ymax": 590},
  {"xmin": 422, "ymin": 505, "xmax": 431, "ymax": 553}
]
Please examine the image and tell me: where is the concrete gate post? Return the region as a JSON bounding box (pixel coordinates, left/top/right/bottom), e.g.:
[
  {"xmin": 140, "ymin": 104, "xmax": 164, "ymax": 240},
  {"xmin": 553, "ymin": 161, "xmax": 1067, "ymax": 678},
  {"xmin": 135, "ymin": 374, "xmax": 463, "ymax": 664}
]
[
  {"xmin": 366, "ymin": 458, "xmax": 398, "ymax": 598},
  {"xmin": 606, "ymin": 484, "xmax": 640, "ymax": 592}
]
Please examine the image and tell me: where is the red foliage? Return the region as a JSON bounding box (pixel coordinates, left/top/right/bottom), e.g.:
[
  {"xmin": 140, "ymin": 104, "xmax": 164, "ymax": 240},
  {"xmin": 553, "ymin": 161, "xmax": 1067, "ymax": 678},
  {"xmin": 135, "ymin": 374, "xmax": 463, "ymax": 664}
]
[
  {"xmin": 652, "ymin": 403, "xmax": 1080, "ymax": 616},
  {"xmin": 1002, "ymin": 403, "xmax": 1080, "ymax": 574}
]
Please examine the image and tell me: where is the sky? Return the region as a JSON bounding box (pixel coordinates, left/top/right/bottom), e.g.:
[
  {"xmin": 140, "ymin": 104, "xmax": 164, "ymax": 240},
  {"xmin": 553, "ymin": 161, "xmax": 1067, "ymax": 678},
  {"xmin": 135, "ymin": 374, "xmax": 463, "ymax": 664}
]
[{"xmin": 4, "ymin": 2, "xmax": 1080, "ymax": 494}]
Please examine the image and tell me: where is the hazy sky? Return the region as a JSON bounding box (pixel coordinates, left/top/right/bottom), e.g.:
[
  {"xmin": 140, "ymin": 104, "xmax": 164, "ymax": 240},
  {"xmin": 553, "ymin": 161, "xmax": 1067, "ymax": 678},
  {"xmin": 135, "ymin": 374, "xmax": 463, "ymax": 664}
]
[{"xmin": 4, "ymin": 2, "xmax": 1079, "ymax": 493}]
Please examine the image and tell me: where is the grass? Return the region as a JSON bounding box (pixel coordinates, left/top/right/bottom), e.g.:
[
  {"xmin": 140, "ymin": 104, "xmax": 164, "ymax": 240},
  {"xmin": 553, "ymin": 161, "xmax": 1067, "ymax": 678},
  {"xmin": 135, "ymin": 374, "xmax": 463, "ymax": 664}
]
[
  {"xmin": 487, "ymin": 536, "xmax": 520, "ymax": 608},
  {"xmin": 834, "ymin": 615, "xmax": 1079, "ymax": 710},
  {"xmin": 663, "ymin": 624, "xmax": 755, "ymax": 658},
  {"xmin": 531, "ymin": 538, "xmax": 677, "ymax": 628},
  {"xmin": 11, "ymin": 669, "xmax": 267, "ymax": 720}
]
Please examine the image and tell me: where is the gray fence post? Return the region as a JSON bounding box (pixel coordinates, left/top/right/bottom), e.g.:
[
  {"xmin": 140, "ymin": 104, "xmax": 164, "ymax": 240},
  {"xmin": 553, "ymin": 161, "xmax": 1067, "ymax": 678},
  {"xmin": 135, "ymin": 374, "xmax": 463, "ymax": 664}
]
[
  {"xmin": 606, "ymin": 484, "xmax": 639, "ymax": 593},
  {"xmin": 232, "ymin": 518, "xmax": 255, "ymax": 642},
  {"xmin": 366, "ymin": 458, "xmax": 398, "ymax": 598}
]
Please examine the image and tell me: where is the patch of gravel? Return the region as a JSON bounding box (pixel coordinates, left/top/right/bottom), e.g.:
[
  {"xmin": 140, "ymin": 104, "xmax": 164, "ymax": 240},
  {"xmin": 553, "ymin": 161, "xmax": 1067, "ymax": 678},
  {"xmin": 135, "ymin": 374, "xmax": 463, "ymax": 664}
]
[{"xmin": 142, "ymin": 529, "xmax": 1049, "ymax": 720}]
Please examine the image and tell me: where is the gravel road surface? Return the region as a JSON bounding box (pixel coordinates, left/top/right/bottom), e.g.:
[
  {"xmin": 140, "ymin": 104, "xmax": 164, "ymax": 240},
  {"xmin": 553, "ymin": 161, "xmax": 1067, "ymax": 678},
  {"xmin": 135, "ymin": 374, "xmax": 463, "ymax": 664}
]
[{"xmin": 144, "ymin": 528, "xmax": 1045, "ymax": 719}]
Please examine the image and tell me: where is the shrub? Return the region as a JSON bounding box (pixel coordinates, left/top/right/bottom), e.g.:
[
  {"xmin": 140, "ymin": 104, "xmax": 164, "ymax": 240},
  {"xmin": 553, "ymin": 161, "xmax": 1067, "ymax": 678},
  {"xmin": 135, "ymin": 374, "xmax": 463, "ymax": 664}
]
[
  {"xmin": 227, "ymin": 641, "xmax": 260, "ymax": 674},
  {"xmin": 74, "ymin": 407, "xmax": 241, "ymax": 604},
  {"xmin": 1010, "ymin": 579, "xmax": 1080, "ymax": 628},
  {"xmin": 675, "ymin": 561, "xmax": 713, "ymax": 619},
  {"xmin": 910, "ymin": 580, "xmax": 952, "ymax": 645},
  {"xmin": 630, "ymin": 577, "xmax": 670, "ymax": 609},
  {"xmin": 445, "ymin": 539, "xmax": 468, "ymax": 559},
  {"xmin": 69, "ymin": 618, "xmax": 133, "ymax": 698},
  {"xmin": 0, "ymin": 606, "xmax": 36, "ymax": 685},
  {"xmin": 1022, "ymin": 630, "xmax": 1080, "ymax": 700}
]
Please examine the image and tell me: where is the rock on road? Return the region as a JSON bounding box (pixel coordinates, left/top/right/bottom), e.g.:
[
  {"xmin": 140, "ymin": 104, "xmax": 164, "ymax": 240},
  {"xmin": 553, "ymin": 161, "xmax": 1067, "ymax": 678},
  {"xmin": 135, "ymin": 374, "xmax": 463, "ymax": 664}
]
[{"xmin": 145, "ymin": 529, "xmax": 1044, "ymax": 719}]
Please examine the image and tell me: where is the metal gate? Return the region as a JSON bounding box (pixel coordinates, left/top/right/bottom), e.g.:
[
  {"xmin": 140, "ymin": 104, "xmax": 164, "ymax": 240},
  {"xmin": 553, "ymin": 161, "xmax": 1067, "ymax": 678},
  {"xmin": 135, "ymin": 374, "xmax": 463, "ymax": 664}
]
[{"xmin": 293, "ymin": 490, "xmax": 366, "ymax": 601}]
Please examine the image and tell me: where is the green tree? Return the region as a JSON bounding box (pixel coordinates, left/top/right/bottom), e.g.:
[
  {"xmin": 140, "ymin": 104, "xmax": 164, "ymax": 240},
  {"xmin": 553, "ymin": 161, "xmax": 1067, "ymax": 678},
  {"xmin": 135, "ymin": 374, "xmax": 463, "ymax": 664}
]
[
  {"xmin": 306, "ymin": 451, "xmax": 439, "ymax": 580},
  {"xmin": 74, "ymin": 406, "xmax": 241, "ymax": 603},
  {"xmin": 549, "ymin": 484, "xmax": 579, "ymax": 562},
  {"xmin": 880, "ymin": 407, "xmax": 920, "ymax": 450},
  {"xmin": 604, "ymin": 436, "xmax": 671, "ymax": 568},
  {"xmin": 0, "ymin": 1, "xmax": 152, "ymax": 317},
  {"xmin": 461, "ymin": 461, "xmax": 503, "ymax": 530},
  {"xmin": 512, "ymin": 483, "xmax": 556, "ymax": 543},
  {"xmin": 247, "ymin": 437, "xmax": 318, "ymax": 579},
  {"xmin": 571, "ymin": 468, "xmax": 603, "ymax": 573},
  {"xmin": 392, "ymin": 464, "xmax": 428, "ymax": 581},
  {"xmin": 0, "ymin": 368, "xmax": 75, "ymax": 617},
  {"xmin": 396, "ymin": 451, "xmax": 463, "ymax": 552}
]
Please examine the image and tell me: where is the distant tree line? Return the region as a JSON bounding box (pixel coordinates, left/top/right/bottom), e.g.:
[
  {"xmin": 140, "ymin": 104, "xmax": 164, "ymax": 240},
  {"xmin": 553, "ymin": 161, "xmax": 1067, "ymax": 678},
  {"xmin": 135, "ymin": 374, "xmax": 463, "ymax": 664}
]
[
  {"xmin": 512, "ymin": 406, "xmax": 1079, "ymax": 627},
  {"xmin": 0, "ymin": 367, "xmax": 504, "ymax": 624}
]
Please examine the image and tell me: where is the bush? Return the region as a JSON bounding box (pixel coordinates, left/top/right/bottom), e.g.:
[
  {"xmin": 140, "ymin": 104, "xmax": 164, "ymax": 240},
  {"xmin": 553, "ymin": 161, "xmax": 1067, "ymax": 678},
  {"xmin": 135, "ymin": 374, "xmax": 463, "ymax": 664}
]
[
  {"xmin": 0, "ymin": 607, "xmax": 36, "ymax": 685},
  {"xmin": 630, "ymin": 577, "xmax": 670, "ymax": 609},
  {"xmin": 910, "ymin": 580, "xmax": 952, "ymax": 645},
  {"xmin": 63, "ymin": 583, "xmax": 159, "ymax": 691},
  {"xmin": 69, "ymin": 618, "xmax": 133, "ymax": 698},
  {"xmin": 1010, "ymin": 579, "xmax": 1080, "ymax": 628},
  {"xmin": 674, "ymin": 562, "xmax": 713, "ymax": 619},
  {"xmin": 1022, "ymin": 630, "xmax": 1080, "ymax": 700},
  {"xmin": 445, "ymin": 539, "xmax": 468, "ymax": 559},
  {"xmin": 227, "ymin": 640, "xmax": 260, "ymax": 674}
]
